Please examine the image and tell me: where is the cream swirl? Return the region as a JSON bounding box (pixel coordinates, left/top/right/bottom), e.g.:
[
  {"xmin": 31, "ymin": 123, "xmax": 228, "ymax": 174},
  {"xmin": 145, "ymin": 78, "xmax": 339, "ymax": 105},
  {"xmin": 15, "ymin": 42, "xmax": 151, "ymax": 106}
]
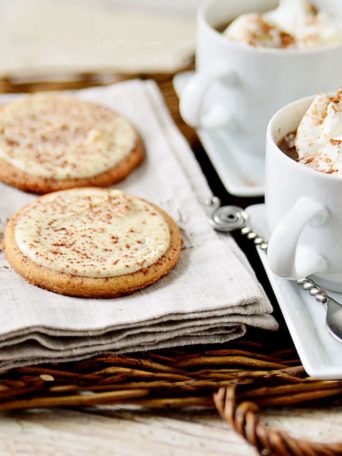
[
  {"xmin": 295, "ymin": 88, "xmax": 342, "ymax": 175},
  {"xmin": 223, "ymin": 0, "xmax": 342, "ymax": 49},
  {"xmin": 14, "ymin": 189, "xmax": 171, "ymax": 278},
  {"xmin": 0, "ymin": 93, "xmax": 137, "ymax": 179}
]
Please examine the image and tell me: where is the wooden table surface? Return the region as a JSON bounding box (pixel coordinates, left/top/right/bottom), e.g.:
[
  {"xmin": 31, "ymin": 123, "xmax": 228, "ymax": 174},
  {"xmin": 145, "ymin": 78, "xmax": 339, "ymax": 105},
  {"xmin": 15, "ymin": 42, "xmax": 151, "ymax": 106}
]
[{"xmin": 1, "ymin": 407, "xmax": 341, "ymax": 455}]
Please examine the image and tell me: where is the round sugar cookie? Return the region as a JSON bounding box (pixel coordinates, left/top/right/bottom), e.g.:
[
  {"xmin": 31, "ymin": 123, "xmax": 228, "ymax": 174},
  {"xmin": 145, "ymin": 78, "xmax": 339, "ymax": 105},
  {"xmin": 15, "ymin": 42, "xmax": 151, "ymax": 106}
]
[
  {"xmin": 4, "ymin": 188, "xmax": 181, "ymax": 298},
  {"xmin": 0, "ymin": 93, "xmax": 144, "ymax": 194}
]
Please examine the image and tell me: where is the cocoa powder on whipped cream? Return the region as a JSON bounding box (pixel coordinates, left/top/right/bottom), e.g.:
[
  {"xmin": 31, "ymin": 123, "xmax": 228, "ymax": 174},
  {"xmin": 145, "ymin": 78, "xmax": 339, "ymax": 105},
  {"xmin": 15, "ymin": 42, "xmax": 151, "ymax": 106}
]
[
  {"xmin": 223, "ymin": 0, "xmax": 342, "ymax": 49},
  {"xmin": 281, "ymin": 88, "xmax": 342, "ymax": 176},
  {"xmin": 295, "ymin": 88, "xmax": 342, "ymax": 175}
]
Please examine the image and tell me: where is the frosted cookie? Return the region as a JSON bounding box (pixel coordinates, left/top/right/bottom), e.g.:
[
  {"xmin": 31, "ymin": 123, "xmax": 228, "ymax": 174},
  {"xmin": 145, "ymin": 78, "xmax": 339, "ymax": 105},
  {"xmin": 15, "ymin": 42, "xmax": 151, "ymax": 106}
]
[
  {"xmin": 4, "ymin": 188, "xmax": 181, "ymax": 297},
  {"xmin": 0, "ymin": 93, "xmax": 144, "ymax": 194}
]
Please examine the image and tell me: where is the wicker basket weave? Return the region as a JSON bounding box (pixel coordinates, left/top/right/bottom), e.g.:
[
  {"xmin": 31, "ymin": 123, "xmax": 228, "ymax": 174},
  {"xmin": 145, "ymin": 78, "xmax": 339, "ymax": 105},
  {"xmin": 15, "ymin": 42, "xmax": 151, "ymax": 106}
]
[{"xmin": 0, "ymin": 71, "xmax": 341, "ymax": 456}]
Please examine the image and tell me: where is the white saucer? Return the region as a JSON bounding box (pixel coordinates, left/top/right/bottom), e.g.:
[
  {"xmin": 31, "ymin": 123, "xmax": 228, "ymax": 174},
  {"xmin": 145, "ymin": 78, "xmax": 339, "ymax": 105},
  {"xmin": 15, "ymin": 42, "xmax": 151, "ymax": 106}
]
[
  {"xmin": 248, "ymin": 204, "xmax": 342, "ymax": 380},
  {"xmin": 173, "ymin": 71, "xmax": 265, "ymax": 197}
]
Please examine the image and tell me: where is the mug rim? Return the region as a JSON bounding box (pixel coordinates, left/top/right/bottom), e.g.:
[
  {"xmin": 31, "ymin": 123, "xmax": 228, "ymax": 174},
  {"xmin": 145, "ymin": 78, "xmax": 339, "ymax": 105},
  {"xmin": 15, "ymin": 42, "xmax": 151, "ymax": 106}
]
[
  {"xmin": 266, "ymin": 93, "xmax": 342, "ymax": 183},
  {"xmin": 199, "ymin": 0, "xmax": 342, "ymax": 56}
]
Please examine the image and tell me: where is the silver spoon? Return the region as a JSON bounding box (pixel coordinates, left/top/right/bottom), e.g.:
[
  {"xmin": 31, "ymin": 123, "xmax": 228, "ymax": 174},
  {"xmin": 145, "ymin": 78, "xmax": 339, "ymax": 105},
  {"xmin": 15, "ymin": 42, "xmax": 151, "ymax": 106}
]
[{"xmin": 205, "ymin": 196, "xmax": 342, "ymax": 343}]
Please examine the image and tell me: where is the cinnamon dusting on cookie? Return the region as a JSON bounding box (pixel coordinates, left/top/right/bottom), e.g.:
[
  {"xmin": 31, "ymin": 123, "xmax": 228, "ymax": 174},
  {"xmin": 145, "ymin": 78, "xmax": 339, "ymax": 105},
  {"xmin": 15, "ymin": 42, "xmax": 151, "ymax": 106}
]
[
  {"xmin": 0, "ymin": 94, "xmax": 138, "ymax": 180},
  {"xmin": 14, "ymin": 188, "xmax": 171, "ymax": 278}
]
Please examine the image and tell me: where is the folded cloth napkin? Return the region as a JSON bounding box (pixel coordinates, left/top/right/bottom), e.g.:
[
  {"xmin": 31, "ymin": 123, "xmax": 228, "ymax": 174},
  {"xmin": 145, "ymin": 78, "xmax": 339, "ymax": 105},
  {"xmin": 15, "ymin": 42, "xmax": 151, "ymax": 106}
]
[{"xmin": 0, "ymin": 80, "xmax": 278, "ymax": 371}]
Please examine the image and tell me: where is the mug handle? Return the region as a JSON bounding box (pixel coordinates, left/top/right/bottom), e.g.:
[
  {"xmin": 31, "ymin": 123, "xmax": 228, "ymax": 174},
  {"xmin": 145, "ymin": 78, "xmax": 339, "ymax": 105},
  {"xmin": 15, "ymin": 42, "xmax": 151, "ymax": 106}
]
[
  {"xmin": 179, "ymin": 62, "xmax": 236, "ymax": 129},
  {"xmin": 267, "ymin": 197, "xmax": 329, "ymax": 279}
]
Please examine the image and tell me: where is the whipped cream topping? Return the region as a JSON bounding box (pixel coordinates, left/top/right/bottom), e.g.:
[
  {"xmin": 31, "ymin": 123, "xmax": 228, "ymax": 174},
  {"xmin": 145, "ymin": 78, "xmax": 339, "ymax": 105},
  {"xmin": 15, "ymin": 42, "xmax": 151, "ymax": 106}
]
[
  {"xmin": 224, "ymin": 0, "xmax": 342, "ymax": 49},
  {"xmin": 0, "ymin": 93, "xmax": 137, "ymax": 179},
  {"xmin": 14, "ymin": 189, "xmax": 171, "ymax": 278},
  {"xmin": 295, "ymin": 88, "xmax": 342, "ymax": 175}
]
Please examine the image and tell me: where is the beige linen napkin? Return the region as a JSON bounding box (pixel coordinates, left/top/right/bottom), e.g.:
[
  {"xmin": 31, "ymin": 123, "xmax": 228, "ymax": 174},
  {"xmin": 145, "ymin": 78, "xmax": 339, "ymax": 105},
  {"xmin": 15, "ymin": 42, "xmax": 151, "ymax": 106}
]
[{"xmin": 0, "ymin": 80, "xmax": 278, "ymax": 371}]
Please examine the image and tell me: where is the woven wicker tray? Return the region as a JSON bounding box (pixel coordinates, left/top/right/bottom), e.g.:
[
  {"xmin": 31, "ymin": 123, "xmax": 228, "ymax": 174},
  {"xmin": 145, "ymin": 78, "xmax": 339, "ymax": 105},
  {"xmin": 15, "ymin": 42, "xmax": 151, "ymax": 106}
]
[{"xmin": 0, "ymin": 71, "xmax": 341, "ymax": 456}]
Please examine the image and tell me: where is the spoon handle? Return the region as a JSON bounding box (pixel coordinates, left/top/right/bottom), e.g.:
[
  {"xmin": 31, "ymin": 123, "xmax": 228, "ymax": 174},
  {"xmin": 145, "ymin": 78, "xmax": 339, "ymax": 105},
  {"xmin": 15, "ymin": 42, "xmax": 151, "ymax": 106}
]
[{"xmin": 206, "ymin": 197, "xmax": 342, "ymax": 341}]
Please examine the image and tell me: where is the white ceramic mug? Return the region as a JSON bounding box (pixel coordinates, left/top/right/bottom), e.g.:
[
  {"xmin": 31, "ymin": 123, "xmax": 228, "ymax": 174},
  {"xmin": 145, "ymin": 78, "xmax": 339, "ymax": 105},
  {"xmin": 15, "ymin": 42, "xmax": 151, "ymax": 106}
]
[
  {"xmin": 266, "ymin": 95, "xmax": 342, "ymax": 293},
  {"xmin": 179, "ymin": 0, "xmax": 342, "ymax": 157}
]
